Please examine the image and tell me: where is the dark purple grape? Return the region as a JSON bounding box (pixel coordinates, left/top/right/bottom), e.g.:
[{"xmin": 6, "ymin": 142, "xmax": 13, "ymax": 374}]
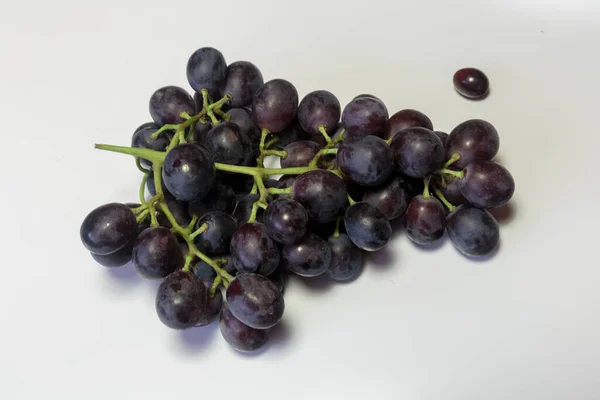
[
  {"xmin": 221, "ymin": 254, "xmax": 237, "ymax": 275},
  {"xmin": 126, "ymin": 203, "xmax": 151, "ymax": 233},
  {"xmin": 252, "ymin": 79, "xmax": 299, "ymax": 133},
  {"xmin": 131, "ymin": 126, "xmax": 170, "ymax": 170},
  {"xmin": 90, "ymin": 238, "xmax": 135, "ymax": 268},
  {"xmin": 272, "ymin": 175, "xmax": 295, "ymax": 200},
  {"xmin": 162, "ymin": 143, "xmax": 215, "ymax": 202},
  {"xmin": 383, "ymin": 109, "xmax": 433, "ymax": 140},
  {"xmin": 341, "ymin": 97, "xmax": 388, "ymax": 141},
  {"xmin": 398, "ymin": 173, "xmax": 425, "ymax": 198},
  {"xmin": 308, "ymin": 133, "xmax": 328, "ymax": 147},
  {"xmin": 196, "ymin": 278, "xmax": 223, "ymax": 326},
  {"xmin": 306, "ymin": 218, "xmax": 339, "ymax": 240},
  {"xmin": 156, "ymin": 200, "xmax": 191, "ymax": 229},
  {"xmin": 280, "ymin": 140, "xmax": 321, "ymax": 168},
  {"xmin": 132, "ymin": 226, "xmax": 184, "ymax": 279},
  {"xmin": 446, "ymin": 205, "xmax": 499, "ymax": 256},
  {"xmin": 227, "ymin": 108, "xmax": 261, "ymax": 154},
  {"xmin": 274, "ymin": 118, "xmax": 311, "ymax": 149},
  {"xmin": 230, "ymin": 223, "xmax": 280, "ymax": 276},
  {"xmin": 149, "ymin": 86, "xmax": 195, "ymax": 126},
  {"xmin": 445, "ymin": 119, "xmax": 499, "ymax": 169},
  {"xmin": 269, "ymin": 269, "xmax": 285, "ymax": 293},
  {"xmin": 435, "ymin": 131, "xmax": 449, "ymax": 145},
  {"xmin": 193, "ymin": 119, "xmax": 212, "ymax": 143},
  {"xmin": 459, "ymin": 161, "xmax": 515, "ymax": 209},
  {"xmin": 404, "ymin": 195, "xmax": 446, "ymax": 245},
  {"xmin": 134, "ymin": 122, "xmax": 159, "ymax": 135},
  {"xmin": 193, "ymin": 260, "xmax": 217, "ymax": 279},
  {"xmin": 281, "ymin": 233, "xmax": 332, "ymax": 277},
  {"xmin": 292, "ymin": 170, "xmax": 348, "ymax": 224},
  {"xmin": 337, "ymin": 135, "xmax": 394, "ymax": 186},
  {"xmin": 80, "ymin": 203, "xmax": 137, "ymax": 255},
  {"xmin": 194, "ymin": 211, "xmax": 237, "ymax": 255},
  {"xmin": 362, "ymin": 177, "xmax": 410, "ymax": 220},
  {"xmin": 218, "ymin": 171, "xmax": 255, "ymax": 196},
  {"xmin": 390, "ymin": 127, "xmax": 445, "ymax": 178},
  {"xmin": 205, "ymin": 122, "xmax": 251, "ymax": 165},
  {"xmin": 156, "ymin": 270, "xmax": 206, "ymax": 329},
  {"xmin": 220, "ymin": 302, "xmax": 269, "ymax": 352},
  {"xmin": 186, "ymin": 47, "xmax": 227, "ymax": 97},
  {"xmin": 226, "ymin": 273, "xmax": 285, "ymax": 329},
  {"xmin": 297, "ymin": 90, "xmax": 341, "ymax": 135},
  {"xmin": 344, "ymin": 202, "xmax": 391, "ymax": 251},
  {"xmin": 188, "ymin": 183, "xmax": 236, "ymax": 217},
  {"xmin": 437, "ymin": 175, "xmax": 466, "ymax": 206},
  {"xmin": 325, "ymin": 234, "xmax": 363, "ymax": 281},
  {"xmin": 264, "ymin": 198, "xmax": 308, "ymax": 244},
  {"xmin": 223, "ymin": 61, "xmax": 264, "ymax": 108},
  {"xmin": 146, "ymin": 171, "xmax": 174, "ymax": 201},
  {"xmin": 453, "ymin": 68, "xmax": 490, "ymax": 99}
]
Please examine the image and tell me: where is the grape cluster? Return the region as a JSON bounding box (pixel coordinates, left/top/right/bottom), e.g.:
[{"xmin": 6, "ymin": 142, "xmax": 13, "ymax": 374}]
[{"xmin": 80, "ymin": 47, "xmax": 516, "ymax": 353}]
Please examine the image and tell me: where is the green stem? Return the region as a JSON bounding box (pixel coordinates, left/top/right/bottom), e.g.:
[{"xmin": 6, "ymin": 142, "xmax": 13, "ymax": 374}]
[
  {"xmin": 188, "ymin": 223, "xmax": 208, "ymax": 241},
  {"xmin": 317, "ymin": 125, "xmax": 333, "ymax": 145},
  {"xmin": 309, "ymin": 147, "xmax": 338, "ymax": 168},
  {"xmin": 135, "ymin": 157, "xmax": 148, "ymax": 174},
  {"xmin": 250, "ymin": 182, "xmax": 258, "ymax": 195},
  {"xmin": 209, "ymin": 93, "xmax": 232, "ymax": 112},
  {"xmin": 152, "ymin": 165, "xmax": 164, "ymax": 199},
  {"xmin": 443, "ymin": 152, "xmax": 461, "ymax": 169},
  {"xmin": 333, "ymin": 216, "xmax": 343, "ymax": 238},
  {"xmin": 264, "ymin": 150, "xmax": 287, "ymax": 158},
  {"xmin": 182, "ymin": 253, "xmax": 195, "ymax": 273},
  {"xmin": 136, "ymin": 209, "xmax": 150, "ymax": 223},
  {"xmin": 264, "ymin": 135, "xmax": 280, "ymax": 149},
  {"xmin": 95, "ymin": 144, "xmax": 165, "ymax": 165},
  {"xmin": 177, "ymin": 130, "xmax": 187, "ymax": 144},
  {"xmin": 209, "ymin": 276, "xmax": 222, "ymax": 298},
  {"xmin": 333, "ymin": 129, "xmax": 346, "ymax": 144},
  {"xmin": 256, "ymin": 128, "xmax": 271, "ymax": 166},
  {"xmin": 139, "ymin": 173, "xmax": 150, "ymax": 205},
  {"xmin": 268, "ymin": 187, "xmax": 292, "ymax": 195},
  {"xmin": 437, "ymin": 168, "xmax": 465, "ymax": 179},
  {"xmin": 179, "ymin": 111, "xmax": 192, "ymax": 120},
  {"xmin": 423, "ymin": 176, "xmax": 431, "ymax": 199},
  {"xmin": 214, "ymin": 109, "xmax": 231, "ymax": 121},
  {"xmin": 187, "ymin": 214, "xmax": 199, "ymax": 230},
  {"xmin": 202, "ymin": 89, "xmax": 219, "ymax": 125},
  {"xmin": 347, "ymin": 194, "xmax": 357, "ymax": 206},
  {"xmin": 432, "ymin": 184, "xmax": 456, "ymax": 212},
  {"xmin": 214, "ymin": 162, "xmax": 328, "ymax": 178}
]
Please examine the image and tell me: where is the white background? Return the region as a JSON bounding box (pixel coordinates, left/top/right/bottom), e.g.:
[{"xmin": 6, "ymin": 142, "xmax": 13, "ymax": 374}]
[{"xmin": 1, "ymin": 0, "xmax": 599, "ymax": 399}]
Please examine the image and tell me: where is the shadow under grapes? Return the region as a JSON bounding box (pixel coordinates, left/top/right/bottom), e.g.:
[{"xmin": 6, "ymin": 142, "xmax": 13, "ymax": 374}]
[{"xmin": 178, "ymin": 321, "xmax": 219, "ymax": 353}]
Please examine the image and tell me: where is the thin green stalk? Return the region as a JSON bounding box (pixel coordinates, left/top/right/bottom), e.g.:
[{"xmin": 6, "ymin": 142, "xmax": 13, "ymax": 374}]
[
  {"xmin": 432, "ymin": 184, "xmax": 456, "ymax": 212},
  {"xmin": 423, "ymin": 176, "xmax": 431, "ymax": 199},
  {"xmin": 139, "ymin": 173, "xmax": 150, "ymax": 205},
  {"xmin": 188, "ymin": 223, "xmax": 208, "ymax": 241},
  {"xmin": 437, "ymin": 168, "xmax": 465, "ymax": 179},
  {"xmin": 317, "ymin": 125, "xmax": 333, "ymax": 145},
  {"xmin": 443, "ymin": 152, "xmax": 461, "ymax": 169}
]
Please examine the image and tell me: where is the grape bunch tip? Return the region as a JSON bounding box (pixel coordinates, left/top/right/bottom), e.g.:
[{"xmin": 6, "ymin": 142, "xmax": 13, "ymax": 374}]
[{"xmin": 80, "ymin": 46, "xmax": 516, "ymax": 353}]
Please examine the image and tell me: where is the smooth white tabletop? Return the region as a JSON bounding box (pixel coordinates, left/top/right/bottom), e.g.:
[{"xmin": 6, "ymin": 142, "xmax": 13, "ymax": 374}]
[{"xmin": 2, "ymin": 1, "xmax": 599, "ymax": 399}]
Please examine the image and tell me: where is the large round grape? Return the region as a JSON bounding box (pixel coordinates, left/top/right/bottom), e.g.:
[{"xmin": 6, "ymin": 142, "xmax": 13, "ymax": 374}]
[
  {"xmin": 80, "ymin": 203, "xmax": 137, "ymax": 255},
  {"xmin": 281, "ymin": 233, "xmax": 332, "ymax": 277},
  {"xmin": 341, "ymin": 97, "xmax": 388, "ymax": 141},
  {"xmin": 230, "ymin": 222, "xmax": 280, "ymax": 276},
  {"xmin": 155, "ymin": 270, "xmax": 207, "ymax": 330},
  {"xmin": 344, "ymin": 202, "xmax": 392, "ymax": 251},
  {"xmin": 325, "ymin": 234, "xmax": 363, "ymax": 281},
  {"xmin": 219, "ymin": 303, "xmax": 269, "ymax": 352},
  {"xmin": 292, "ymin": 170, "xmax": 348, "ymax": 224},
  {"xmin": 149, "ymin": 86, "xmax": 195, "ymax": 126},
  {"xmin": 252, "ymin": 79, "xmax": 298, "ymax": 133},
  {"xmin": 446, "ymin": 205, "xmax": 499, "ymax": 257},
  {"xmin": 162, "ymin": 143, "xmax": 215, "ymax": 202},
  {"xmin": 132, "ymin": 226, "xmax": 184, "ymax": 279},
  {"xmin": 362, "ymin": 177, "xmax": 410, "ymax": 220},
  {"xmin": 90, "ymin": 237, "xmax": 135, "ymax": 268},
  {"xmin": 196, "ymin": 278, "xmax": 223, "ymax": 327},
  {"xmin": 223, "ymin": 61, "xmax": 264, "ymax": 108},
  {"xmin": 264, "ymin": 198, "xmax": 308, "ymax": 244},
  {"xmin": 194, "ymin": 211, "xmax": 237, "ymax": 255},
  {"xmin": 281, "ymin": 140, "xmax": 321, "ymax": 168},
  {"xmin": 383, "ymin": 109, "xmax": 433, "ymax": 140},
  {"xmin": 459, "ymin": 161, "xmax": 515, "ymax": 208},
  {"xmin": 204, "ymin": 121, "xmax": 251, "ymax": 165},
  {"xmin": 390, "ymin": 127, "xmax": 445, "ymax": 178},
  {"xmin": 337, "ymin": 135, "xmax": 394, "ymax": 186},
  {"xmin": 445, "ymin": 119, "xmax": 499, "ymax": 169},
  {"xmin": 297, "ymin": 90, "xmax": 341, "ymax": 135},
  {"xmin": 188, "ymin": 183, "xmax": 236, "ymax": 217},
  {"xmin": 226, "ymin": 273, "xmax": 285, "ymax": 329},
  {"xmin": 131, "ymin": 126, "xmax": 170, "ymax": 170},
  {"xmin": 186, "ymin": 47, "xmax": 227, "ymax": 97},
  {"xmin": 404, "ymin": 195, "xmax": 446, "ymax": 245}
]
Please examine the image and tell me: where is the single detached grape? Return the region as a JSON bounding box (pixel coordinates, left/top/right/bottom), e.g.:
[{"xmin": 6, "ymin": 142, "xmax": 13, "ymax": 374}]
[
  {"xmin": 390, "ymin": 127, "xmax": 445, "ymax": 178},
  {"xmin": 264, "ymin": 198, "xmax": 308, "ymax": 244},
  {"xmin": 274, "ymin": 118, "xmax": 311, "ymax": 150},
  {"xmin": 156, "ymin": 199, "xmax": 191, "ymax": 229},
  {"xmin": 131, "ymin": 126, "xmax": 170, "ymax": 170},
  {"xmin": 362, "ymin": 177, "xmax": 410, "ymax": 220},
  {"xmin": 226, "ymin": 272, "xmax": 285, "ymax": 329},
  {"xmin": 252, "ymin": 79, "xmax": 299, "ymax": 133},
  {"xmin": 162, "ymin": 143, "xmax": 215, "ymax": 202},
  {"xmin": 186, "ymin": 47, "xmax": 227, "ymax": 97},
  {"xmin": 459, "ymin": 161, "xmax": 515, "ymax": 209},
  {"xmin": 220, "ymin": 303, "xmax": 269, "ymax": 352},
  {"xmin": 80, "ymin": 203, "xmax": 137, "ymax": 255},
  {"xmin": 156, "ymin": 270, "xmax": 207, "ymax": 330},
  {"xmin": 383, "ymin": 109, "xmax": 433, "ymax": 140},
  {"xmin": 149, "ymin": 86, "xmax": 195, "ymax": 126},
  {"xmin": 337, "ymin": 135, "xmax": 394, "ymax": 186},
  {"xmin": 292, "ymin": 170, "xmax": 348, "ymax": 224},
  {"xmin": 205, "ymin": 121, "xmax": 252, "ymax": 165},
  {"xmin": 132, "ymin": 226, "xmax": 184, "ymax": 279},
  {"xmin": 196, "ymin": 278, "xmax": 223, "ymax": 326},
  {"xmin": 188, "ymin": 183, "xmax": 236, "ymax": 217},
  {"xmin": 297, "ymin": 90, "xmax": 341, "ymax": 135},
  {"xmin": 230, "ymin": 222, "xmax": 280, "ymax": 276},
  {"xmin": 344, "ymin": 202, "xmax": 392, "ymax": 251},
  {"xmin": 446, "ymin": 205, "xmax": 500, "ymax": 257},
  {"xmin": 194, "ymin": 211, "xmax": 237, "ymax": 255},
  {"xmin": 281, "ymin": 140, "xmax": 321, "ymax": 168},
  {"xmin": 325, "ymin": 234, "xmax": 363, "ymax": 281},
  {"xmin": 404, "ymin": 195, "xmax": 446, "ymax": 245},
  {"xmin": 341, "ymin": 97, "xmax": 388, "ymax": 141},
  {"xmin": 223, "ymin": 61, "xmax": 264, "ymax": 108},
  {"xmin": 445, "ymin": 119, "xmax": 499, "ymax": 169},
  {"xmin": 281, "ymin": 232, "xmax": 332, "ymax": 277},
  {"xmin": 453, "ymin": 68, "xmax": 490, "ymax": 99}
]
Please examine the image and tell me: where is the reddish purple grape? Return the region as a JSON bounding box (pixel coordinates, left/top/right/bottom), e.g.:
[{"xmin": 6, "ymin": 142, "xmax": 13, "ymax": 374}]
[
  {"xmin": 445, "ymin": 119, "xmax": 499, "ymax": 169},
  {"xmin": 132, "ymin": 226, "xmax": 184, "ymax": 279},
  {"xmin": 252, "ymin": 79, "xmax": 298, "ymax": 133},
  {"xmin": 281, "ymin": 232, "xmax": 332, "ymax": 277},
  {"xmin": 390, "ymin": 127, "xmax": 445, "ymax": 178},
  {"xmin": 223, "ymin": 61, "xmax": 264, "ymax": 108},
  {"xmin": 230, "ymin": 222, "xmax": 280, "ymax": 276},
  {"xmin": 292, "ymin": 170, "xmax": 348, "ymax": 224},
  {"xmin": 297, "ymin": 90, "xmax": 341, "ymax": 135},
  {"xmin": 459, "ymin": 161, "xmax": 515, "ymax": 209},
  {"xmin": 281, "ymin": 140, "xmax": 321, "ymax": 168},
  {"xmin": 362, "ymin": 177, "xmax": 410, "ymax": 220},
  {"xmin": 155, "ymin": 270, "xmax": 207, "ymax": 330},
  {"xmin": 446, "ymin": 205, "xmax": 499, "ymax": 257},
  {"xmin": 80, "ymin": 203, "xmax": 137, "ymax": 255},
  {"xmin": 344, "ymin": 202, "xmax": 391, "ymax": 251},
  {"xmin": 404, "ymin": 195, "xmax": 446, "ymax": 245},
  {"xmin": 219, "ymin": 303, "xmax": 269, "ymax": 352},
  {"xmin": 325, "ymin": 234, "xmax": 363, "ymax": 281},
  {"xmin": 337, "ymin": 135, "xmax": 394, "ymax": 186},
  {"xmin": 264, "ymin": 198, "xmax": 308, "ymax": 244},
  {"xmin": 453, "ymin": 68, "xmax": 490, "ymax": 99},
  {"xmin": 383, "ymin": 109, "xmax": 433, "ymax": 140},
  {"xmin": 341, "ymin": 97, "xmax": 388, "ymax": 141},
  {"xmin": 149, "ymin": 86, "xmax": 195, "ymax": 126}
]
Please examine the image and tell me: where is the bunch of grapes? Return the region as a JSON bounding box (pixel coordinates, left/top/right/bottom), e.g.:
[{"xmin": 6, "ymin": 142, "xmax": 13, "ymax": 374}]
[{"xmin": 80, "ymin": 47, "xmax": 515, "ymax": 353}]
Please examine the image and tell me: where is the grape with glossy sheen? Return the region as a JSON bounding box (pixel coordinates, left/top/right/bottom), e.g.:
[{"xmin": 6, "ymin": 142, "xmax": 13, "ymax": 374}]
[
  {"xmin": 274, "ymin": 118, "xmax": 311, "ymax": 150},
  {"xmin": 230, "ymin": 222, "xmax": 280, "ymax": 276},
  {"xmin": 196, "ymin": 278, "xmax": 223, "ymax": 326},
  {"xmin": 149, "ymin": 86, "xmax": 195, "ymax": 126},
  {"xmin": 205, "ymin": 121, "xmax": 252, "ymax": 165},
  {"xmin": 404, "ymin": 195, "xmax": 446, "ymax": 245},
  {"xmin": 325, "ymin": 234, "xmax": 363, "ymax": 281},
  {"xmin": 281, "ymin": 232, "xmax": 332, "ymax": 277},
  {"xmin": 81, "ymin": 203, "xmax": 138, "ymax": 255},
  {"xmin": 188, "ymin": 183, "xmax": 236, "ymax": 217},
  {"xmin": 252, "ymin": 79, "xmax": 298, "ymax": 133},
  {"xmin": 344, "ymin": 202, "xmax": 392, "ymax": 251},
  {"xmin": 337, "ymin": 135, "xmax": 394, "ymax": 186},
  {"xmin": 220, "ymin": 303, "xmax": 269, "ymax": 352},
  {"xmin": 453, "ymin": 68, "xmax": 490, "ymax": 99},
  {"xmin": 186, "ymin": 47, "xmax": 227, "ymax": 97},
  {"xmin": 362, "ymin": 177, "xmax": 410, "ymax": 220},
  {"xmin": 341, "ymin": 97, "xmax": 388, "ymax": 141},
  {"xmin": 156, "ymin": 200, "xmax": 191, "ymax": 229},
  {"xmin": 264, "ymin": 198, "xmax": 308, "ymax": 244},
  {"xmin": 383, "ymin": 109, "xmax": 433, "ymax": 140},
  {"xmin": 162, "ymin": 143, "xmax": 215, "ymax": 202},
  {"xmin": 280, "ymin": 140, "xmax": 321, "ymax": 168},
  {"xmin": 226, "ymin": 273, "xmax": 285, "ymax": 329},
  {"xmin": 297, "ymin": 90, "xmax": 341, "ymax": 135},
  {"xmin": 459, "ymin": 161, "xmax": 515, "ymax": 208},
  {"xmin": 156, "ymin": 270, "xmax": 207, "ymax": 330},
  {"xmin": 223, "ymin": 61, "xmax": 264, "ymax": 108},
  {"xmin": 446, "ymin": 119, "xmax": 499, "ymax": 169},
  {"xmin": 390, "ymin": 127, "xmax": 445, "ymax": 178},
  {"xmin": 132, "ymin": 226, "xmax": 184, "ymax": 279},
  {"xmin": 292, "ymin": 170, "xmax": 348, "ymax": 224},
  {"xmin": 131, "ymin": 126, "xmax": 170, "ymax": 170},
  {"xmin": 194, "ymin": 211, "xmax": 237, "ymax": 255},
  {"xmin": 90, "ymin": 237, "xmax": 135, "ymax": 268},
  {"xmin": 446, "ymin": 205, "xmax": 499, "ymax": 256}
]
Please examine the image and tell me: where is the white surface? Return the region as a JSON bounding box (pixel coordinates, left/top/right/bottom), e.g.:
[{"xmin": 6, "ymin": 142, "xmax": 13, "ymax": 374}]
[{"xmin": 1, "ymin": 0, "xmax": 599, "ymax": 399}]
